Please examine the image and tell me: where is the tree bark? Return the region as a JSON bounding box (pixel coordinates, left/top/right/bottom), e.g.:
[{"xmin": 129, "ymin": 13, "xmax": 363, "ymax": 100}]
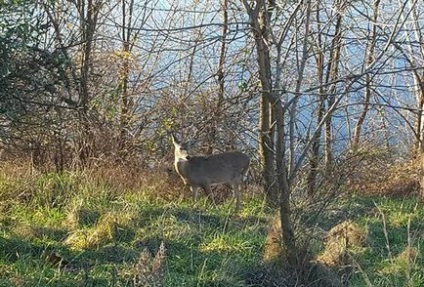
[
  {"xmin": 243, "ymin": 0, "xmax": 277, "ymax": 205},
  {"xmin": 119, "ymin": 0, "xmax": 135, "ymax": 155},
  {"xmin": 352, "ymin": 0, "xmax": 380, "ymax": 150},
  {"xmin": 307, "ymin": 43, "xmax": 325, "ymax": 196},
  {"xmin": 206, "ymin": 0, "xmax": 228, "ymax": 155},
  {"xmin": 243, "ymin": 0, "xmax": 297, "ymax": 266},
  {"xmin": 324, "ymin": 0, "xmax": 344, "ymax": 167},
  {"xmin": 77, "ymin": 0, "xmax": 100, "ymax": 168}
]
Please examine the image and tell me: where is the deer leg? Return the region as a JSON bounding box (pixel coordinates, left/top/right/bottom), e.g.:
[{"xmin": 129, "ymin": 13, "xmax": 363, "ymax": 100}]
[
  {"xmin": 200, "ymin": 184, "xmax": 216, "ymax": 206},
  {"xmin": 190, "ymin": 186, "xmax": 199, "ymax": 201},
  {"xmin": 231, "ymin": 183, "xmax": 241, "ymax": 212}
]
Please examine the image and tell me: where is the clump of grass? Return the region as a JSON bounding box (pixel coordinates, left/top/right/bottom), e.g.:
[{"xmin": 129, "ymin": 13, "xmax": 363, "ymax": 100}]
[
  {"xmin": 133, "ymin": 241, "xmax": 166, "ymax": 287},
  {"xmin": 65, "ymin": 207, "xmax": 101, "ymax": 229},
  {"xmin": 380, "ymin": 246, "xmax": 421, "ymax": 275},
  {"xmin": 317, "ymin": 220, "xmax": 368, "ymax": 268},
  {"xmin": 64, "ymin": 211, "xmax": 137, "ymax": 249},
  {"xmin": 32, "ymin": 172, "xmax": 80, "ymax": 208}
]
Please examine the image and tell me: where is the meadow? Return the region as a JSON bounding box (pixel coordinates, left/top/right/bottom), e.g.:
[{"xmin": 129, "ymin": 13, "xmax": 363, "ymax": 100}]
[{"xmin": 0, "ymin": 163, "xmax": 423, "ymax": 287}]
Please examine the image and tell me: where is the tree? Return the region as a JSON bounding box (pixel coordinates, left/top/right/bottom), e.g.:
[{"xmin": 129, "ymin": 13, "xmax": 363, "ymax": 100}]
[
  {"xmin": 242, "ymin": 0, "xmax": 277, "ymax": 206},
  {"xmin": 352, "ymin": 0, "xmax": 381, "ymax": 151},
  {"xmin": 242, "ymin": 0, "xmax": 304, "ymax": 265},
  {"xmin": 118, "ymin": 0, "xmax": 135, "ymax": 153},
  {"xmin": 205, "ymin": 0, "xmax": 229, "ymax": 155},
  {"xmin": 0, "ymin": 0, "xmax": 74, "ymax": 170},
  {"xmin": 75, "ymin": 0, "xmax": 102, "ymax": 167}
]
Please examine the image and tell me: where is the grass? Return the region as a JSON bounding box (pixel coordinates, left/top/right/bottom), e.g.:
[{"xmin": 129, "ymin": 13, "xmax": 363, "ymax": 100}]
[
  {"xmin": 0, "ymin": 166, "xmax": 268, "ymax": 286},
  {"xmin": 0, "ymin": 164, "xmax": 423, "ymax": 286},
  {"xmin": 345, "ymin": 196, "xmax": 424, "ymax": 287}
]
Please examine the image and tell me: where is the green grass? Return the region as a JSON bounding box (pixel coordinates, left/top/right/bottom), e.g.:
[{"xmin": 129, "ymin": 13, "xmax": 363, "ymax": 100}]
[
  {"xmin": 0, "ymin": 170, "xmax": 268, "ymax": 286},
  {"xmin": 343, "ymin": 196, "xmax": 424, "ymax": 287},
  {"xmin": 0, "ymin": 169, "xmax": 423, "ymax": 286}
]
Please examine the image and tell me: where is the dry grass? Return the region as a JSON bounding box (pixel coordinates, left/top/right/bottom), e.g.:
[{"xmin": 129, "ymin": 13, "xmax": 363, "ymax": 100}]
[
  {"xmin": 64, "ymin": 211, "xmax": 137, "ymax": 250},
  {"xmin": 0, "ymin": 162, "xmax": 36, "ymax": 201},
  {"xmin": 259, "ymin": 214, "xmax": 348, "ymax": 287},
  {"xmin": 87, "ymin": 165, "xmax": 189, "ymax": 201},
  {"xmin": 317, "ymin": 221, "xmax": 368, "ymax": 268},
  {"xmin": 133, "ymin": 242, "xmax": 166, "ymax": 287},
  {"xmin": 0, "ymin": 160, "xmax": 189, "ymax": 202},
  {"xmin": 345, "ymin": 148, "xmax": 421, "ymax": 197},
  {"xmin": 366, "ymin": 159, "xmax": 420, "ymax": 197}
]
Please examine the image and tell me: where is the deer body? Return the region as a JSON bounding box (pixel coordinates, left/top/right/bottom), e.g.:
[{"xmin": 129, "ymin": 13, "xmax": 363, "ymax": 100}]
[{"xmin": 172, "ymin": 134, "xmax": 250, "ymax": 211}]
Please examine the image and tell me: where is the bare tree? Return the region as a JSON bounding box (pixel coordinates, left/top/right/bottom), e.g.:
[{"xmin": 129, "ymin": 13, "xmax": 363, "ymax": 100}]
[
  {"xmin": 242, "ymin": 0, "xmax": 277, "ymax": 206},
  {"xmin": 242, "ymin": 0, "xmax": 310, "ymax": 265},
  {"xmin": 118, "ymin": 0, "xmax": 135, "ymax": 153},
  {"xmin": 75, "ymin": 0, "xmax": 102, "ymax": 167},
  {"xmin": 352, "ymin": 0, "xmax": 381, "ymax": 150},
  {"xmin": 206, "ymin": 0, "xmax": 229, "ymax": 155}
]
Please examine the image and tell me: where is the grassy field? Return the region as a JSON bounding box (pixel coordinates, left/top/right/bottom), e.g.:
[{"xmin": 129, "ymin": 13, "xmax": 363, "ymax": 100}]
[
  {"xmin": 325, "ymin": 195, "xmax": 424, "ymax": 287},
  {"xmin": 0, "ymin": 165, "xmax": 423, "ymax": 286}
]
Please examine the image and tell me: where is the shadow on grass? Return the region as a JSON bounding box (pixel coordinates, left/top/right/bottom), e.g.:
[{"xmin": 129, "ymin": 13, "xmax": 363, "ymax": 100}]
[
  {"xmin": 0, "ymin": 236, "xmax": 40, "ymax": 263},
  {"xmin": 172, "ymin": 207, "xmax": 268, "ymax": 233},
  {"xmin": 32, "ymin": 226, "xmax": 69, "ymax": 242},
  {"xmin": 1, "ymin": 201, "xmax": 268, "ymax": 287}
]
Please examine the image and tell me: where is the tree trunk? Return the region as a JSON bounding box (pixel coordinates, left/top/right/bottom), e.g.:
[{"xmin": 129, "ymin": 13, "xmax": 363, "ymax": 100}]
[
  {"xmin": 254, "ymin": 12, "xmax": 277, "ymax": 205},
  {"xmin": 275, "ymin": 97, "xmax": 297, "ymax": 266},
  {"xmin": 421, "ymin": 149, "xmax": 424, "ymax": 201},
  {"xmin": 243, "ymin": 0, "xmax": 297, "ymax": 265},
  {"xmin": 242, "ymin": 0, "xmax": 277, "ymax": 205},
  {"xmin": 352, "ymin": 0, "xmax": 380, "ymax": 150},
  {"xmin": 119, "ymin": 0, "xmax": 135, "ymax": 155},
  {"xmin": 206, "ymin": 0, "xmax": 228, "ymax": 155},
  {"xmin": 307, "ymin": 3, "xmax": 325, "ymax": 197},
  {"xmin": 324, "ymin": 0, "xmax": 344, "ymax": 167},
  {"xmin": 307, "ymin": 92, "xmax": 325, "ymax": 196},
  {"xmin": 77, "ymin": 0, "xmax": 99, "ymax": 168}
]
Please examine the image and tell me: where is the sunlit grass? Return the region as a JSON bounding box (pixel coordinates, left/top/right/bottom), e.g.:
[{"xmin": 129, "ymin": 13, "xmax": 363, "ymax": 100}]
[
  {"xmin": 1, "ymin": 163, "xmax": 423, "ymax": 286},
  {"xmin": 345, "ymin": 196, "xmax": 424, "ymax": 287},
  {"xmin": 0, "ymin": 166, "xmax": 268, "ymax": 286}
]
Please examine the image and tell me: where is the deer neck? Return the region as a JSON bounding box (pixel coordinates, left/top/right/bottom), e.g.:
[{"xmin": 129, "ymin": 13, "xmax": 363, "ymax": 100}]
[{"xmin": 174, "ymin": 157, "xmax": 190, "ymax": 184}]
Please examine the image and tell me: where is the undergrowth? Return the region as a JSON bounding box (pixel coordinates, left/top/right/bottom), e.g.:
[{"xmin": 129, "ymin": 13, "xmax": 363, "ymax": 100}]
[
  {"xmin": 0, "ymin": 164, "xmax": 268, "ymax": 287},
  {"xmin": 0, "ymin": 163, "xmax": 423, "ymax": 286}
]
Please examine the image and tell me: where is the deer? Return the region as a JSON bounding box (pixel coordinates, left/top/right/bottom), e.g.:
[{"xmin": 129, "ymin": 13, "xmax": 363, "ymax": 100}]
[{"xmin": 171, "ymin": 134, "xmax": 250, "ymax": 211}]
